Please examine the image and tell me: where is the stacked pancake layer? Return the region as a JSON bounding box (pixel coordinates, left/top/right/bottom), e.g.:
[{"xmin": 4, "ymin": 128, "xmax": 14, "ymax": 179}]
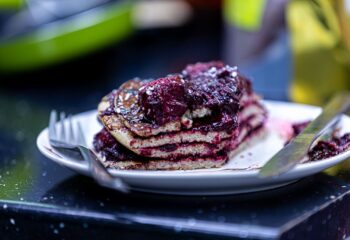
[{"xmin": 94, "ymin": 62, "xmax": 267, "ymax": 170}]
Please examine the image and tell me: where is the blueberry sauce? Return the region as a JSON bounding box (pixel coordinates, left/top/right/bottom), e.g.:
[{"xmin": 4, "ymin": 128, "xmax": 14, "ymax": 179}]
[
  {"xmin": 183, "ymin": 62, "xmax": 243, "ymax": 115},
  {"xmin": 290, "ymin": 122, "xmax": 350, "ymax": 161},
  {"xmin": 139, "ymin": 75, "xmax": 187, "ymax": 125},
  {"xmin": 93, "ymin": 128, "xmax": 144, "ymax": 162},
  {"xmin": 109, "ymin": 61, "xmax": 252, "ymax": 132},
  {"xmin": 158, "ymin": 144, "xmax": 178, "ymax": 152},
  {"xmin": 308, "ymin": 133, "xmax": 350, "ymax": 161},
  {"xmin": 292, "ymin": 121, "xmax": 310, "ymax": 136},
  {"xmin": 93, "ymin": 128, "xmax": 228, "ymax": 161},
  {"xmin": 190, "ymin": 111, "xmax": 238, "ymax": 132}
]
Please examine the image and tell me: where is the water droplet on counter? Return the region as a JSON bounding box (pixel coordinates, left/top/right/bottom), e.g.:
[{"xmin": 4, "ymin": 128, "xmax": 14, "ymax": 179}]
[
  {"xmin": 3, "ymin": 204, "xmax": 7, "ymax": 209},
  {"xmin": 42, "ymin": 172, "xmax": 47, "ymax": 177},
  {"xmin": 10, "ymin": 218, "xmax": 15, "ymax": 225},
  {"xmin": 59, "ymin": 223, "xmax": 65, "ymax": 229},
  {"xmin": 53, "ymin": 229, "xmax": 59, "ymax": 234}
]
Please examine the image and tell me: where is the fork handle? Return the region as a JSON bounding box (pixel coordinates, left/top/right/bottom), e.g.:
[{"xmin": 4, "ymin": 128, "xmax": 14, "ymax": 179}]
[{"xmin": 78, "ymin": 146, "xmax": 129, "ymax": 193}]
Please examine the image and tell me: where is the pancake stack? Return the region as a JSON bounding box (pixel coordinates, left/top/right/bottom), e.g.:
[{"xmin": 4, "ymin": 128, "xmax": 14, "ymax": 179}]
[{"xmin": 93, "ymin": 61, "xmax": 267, "ymax": 170}]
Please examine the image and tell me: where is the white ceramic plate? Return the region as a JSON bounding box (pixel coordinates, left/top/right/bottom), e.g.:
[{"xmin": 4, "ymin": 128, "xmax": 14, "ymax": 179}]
[{"xmin": 37, "ymin": 101, "xmax": 350, "ymax": 195}]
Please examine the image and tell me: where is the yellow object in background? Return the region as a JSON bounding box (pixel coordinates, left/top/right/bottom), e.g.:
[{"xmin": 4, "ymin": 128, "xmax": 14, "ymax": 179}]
[
  {"xmin": 224, "ymin": 0, "xmax": 266, "ymax": 31},
  {"xmin": 288, "ymin": 0, "xmax": 350, "ymax": 105}
]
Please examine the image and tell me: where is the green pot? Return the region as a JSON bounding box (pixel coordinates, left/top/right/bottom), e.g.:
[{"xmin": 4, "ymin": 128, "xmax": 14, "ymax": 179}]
[{"xmin": 0, "ymin": 1, "xmax": 133, "ymax": 72}]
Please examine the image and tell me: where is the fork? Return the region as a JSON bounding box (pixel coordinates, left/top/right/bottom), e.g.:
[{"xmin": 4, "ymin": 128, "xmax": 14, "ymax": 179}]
[{"xmin": 49, "ymin": 110, "xmax": 129, "ymax": 193}]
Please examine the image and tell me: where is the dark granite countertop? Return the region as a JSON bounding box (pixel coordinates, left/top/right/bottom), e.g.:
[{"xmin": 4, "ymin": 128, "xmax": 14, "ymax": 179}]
[{"xmin": 1, "ymin": 11, "xmax": 350, "ymax": 240}]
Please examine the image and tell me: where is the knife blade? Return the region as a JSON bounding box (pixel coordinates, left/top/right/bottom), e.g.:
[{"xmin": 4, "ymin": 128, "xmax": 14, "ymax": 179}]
[{"xmin": 259, "ymin": 92, "xmax": 350, "ymax": 177}]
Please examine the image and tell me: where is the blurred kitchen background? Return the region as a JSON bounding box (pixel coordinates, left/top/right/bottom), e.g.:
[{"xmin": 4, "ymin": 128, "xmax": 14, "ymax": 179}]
[{"xmin": 1, "ymin": 0, "xmax": 350, "ymax": 106}]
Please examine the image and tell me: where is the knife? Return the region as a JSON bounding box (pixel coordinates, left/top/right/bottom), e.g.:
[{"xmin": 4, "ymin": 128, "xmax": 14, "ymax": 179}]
[{"xmin": 259, "ymin": 92, "xmax": 350, "ymax": 177}]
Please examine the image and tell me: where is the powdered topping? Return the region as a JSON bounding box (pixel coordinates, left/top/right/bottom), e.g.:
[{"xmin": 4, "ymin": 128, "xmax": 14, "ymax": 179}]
[
  {"xmin": 184, "ymin": 63, "xmax": 242, "ymax": 116},
  {"xmin": 182, "ymin": 61, "xmax": 225, "ymax": 77}
]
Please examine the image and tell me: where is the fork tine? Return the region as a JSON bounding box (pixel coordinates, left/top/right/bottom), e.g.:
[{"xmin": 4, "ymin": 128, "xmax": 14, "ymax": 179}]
[
  {"xmin": 76, "ymin": 121, "xmax": 87, "ymax": 146},
  {"xmin": 50, "ymin": 111, "xmax": 129, "ymax": 193},
  {"xmin": 59, "ymin": 112, "xmax": 66, "ymax": 141},
  {"xmin": 68, "ymin": 115, "xmax": 76, "ymax": 144},
  {"xmin": 49, "ymin": 110, "xmax": 57, "ymax": 139}
]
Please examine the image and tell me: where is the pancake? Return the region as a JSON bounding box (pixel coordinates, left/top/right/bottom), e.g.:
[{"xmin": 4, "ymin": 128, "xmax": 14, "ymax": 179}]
[
  {"xmin": 94, "ymin": 110, "xmax": 266, "ymax": 161},
  {"xmin": 99, "ymin": 125, "xmax": 267, "ymax": 170},
  {"xmin": 98, "ymin": 89, "xmax": 264, "ymax": 146},
  {"xmin": 102, "ymin": 79, "xmax": 183, "ymax": 137},
  {"xmin": 98, "ymin": 78, "xmax": 238, "ymax": 138},
  {"xmin": 103, "ymin": 155, "xmax": 228, "ymax": 170},
  {"xmin": 98, "ymin": 93, "xmax": 265, "ymax": 159},
  {"xmin": 136, "ymin": 140, "xmax": 230, "ymax": 159},
  {"xmin": 94, "ymin": 61, "xmax": 268, "ymax": 170},
  {"xmin": 101, "ymin": 62, "xmax": 249, "ymax": 138},
  {"xmin": 98, "ymin": 97, "xmax": 233, "ymax": 148}
]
